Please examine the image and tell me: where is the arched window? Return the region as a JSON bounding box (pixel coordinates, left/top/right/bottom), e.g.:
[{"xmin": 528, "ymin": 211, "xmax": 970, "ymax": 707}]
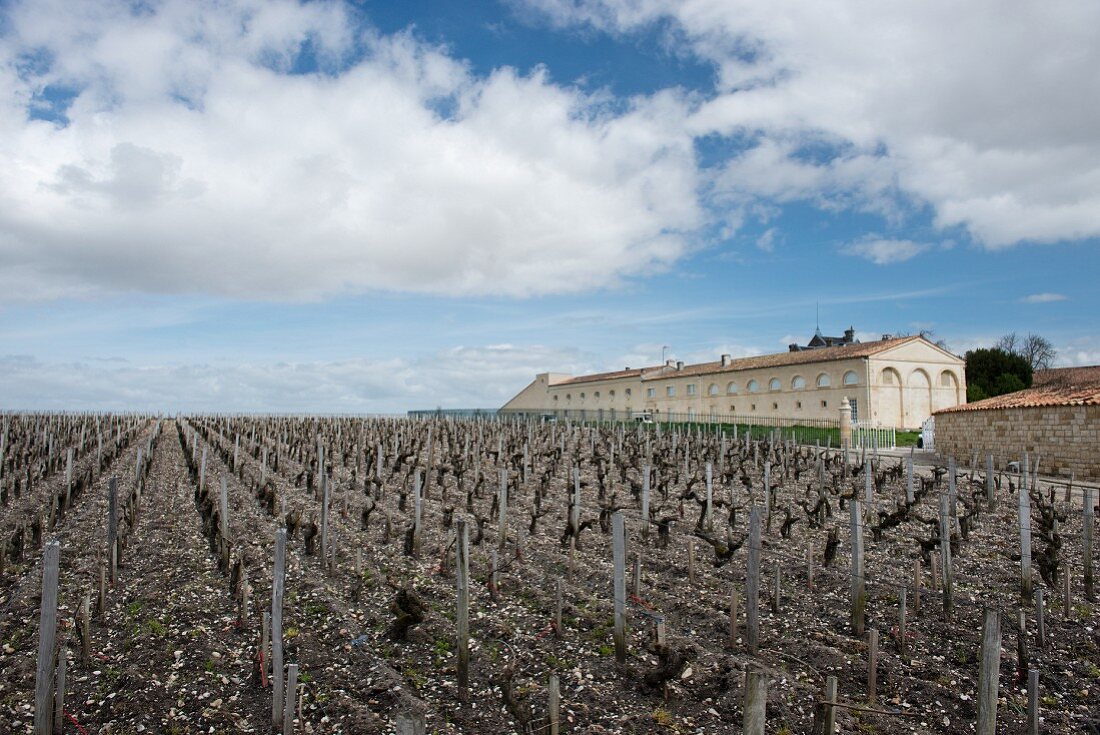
[
  {"xmin": 593, "ymin": 391, "xmax": 600, "ymax": 398},
  {"xmin": 553, "ymin": 394, "xmax": 559, "ymax": 401},
  {"xmin": 580, "ymin": 392, "xmax": 586, "ymax": 399},
  {"xmin": 566, "ymin": 394, "xmax": 572, "ymax": 401},
  {"xmin": 748, "ymin": 379, "xmax": 759, "ymax": 392},
  {"xmin": 768, "ymin": 378, "xmax": 781, "ymax": 391},
  {"xmin": 940, "ymin": 371, "xmax": 956, "ymax": 387},
  {"xmin": 882, "ymin": 369, "xmax": 895, "ymax": 384},
  {"xmin": 727, "ymin": 382, "xmax": 738, "ymax": 394},
  {"xmin": 708, "ymin": 383, "xmax": 719, "ymax": 396},
  {"xmin": 792, "ymin": 376, "xmax": 806, "ymax": 390},
  {"xmin": 609, "ymin": 389, "xmax": 615, "ymax": 397},
  {"xmin": 843, "ymin": 371, "xmax": 859, "ymax": 386},
  {"xmin": 817, "ymin": 373, "xmax": 831, "ymax": 388}
]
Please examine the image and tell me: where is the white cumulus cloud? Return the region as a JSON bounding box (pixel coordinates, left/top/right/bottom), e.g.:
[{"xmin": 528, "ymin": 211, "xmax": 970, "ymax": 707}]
[
  {"xmin": 522, "ymin": 0, "xmax": 1100, "ymax": 248},
  {"xmin": 0, "ymin": 0, "xmax": 702, "ymax": 302}
]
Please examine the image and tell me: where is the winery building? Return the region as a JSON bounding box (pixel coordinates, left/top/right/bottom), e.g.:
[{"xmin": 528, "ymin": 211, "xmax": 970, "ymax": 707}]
[{"xmin": 502, "ymin": 330, "xmax": 966, "ymax": 430}]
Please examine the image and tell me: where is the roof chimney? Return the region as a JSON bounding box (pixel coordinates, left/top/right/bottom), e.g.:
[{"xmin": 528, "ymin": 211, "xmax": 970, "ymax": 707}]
[
  {"xmin": 721, "ymin": 354, "xmax": 731, "ymax": 366},
  {"xmin": 676, "ymin": 361, "xmax": 684, "ymax": 371},
  {"xmin": 666, "ymin": 359, "xmax": 676, "ymax": 367},
  {"xmin": 882, "ymin": 334, "xmax": 892, "ymax": 341}
]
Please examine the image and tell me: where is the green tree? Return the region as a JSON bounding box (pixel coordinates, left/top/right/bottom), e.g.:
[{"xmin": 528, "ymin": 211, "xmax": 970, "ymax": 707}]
[
  {"xmin": 967, "ymin": 383, "xmax": 988, "ymax": 403},
  {"xmin": 964, "ymin": 348, "xmax": 1033, "ymax": 399}
]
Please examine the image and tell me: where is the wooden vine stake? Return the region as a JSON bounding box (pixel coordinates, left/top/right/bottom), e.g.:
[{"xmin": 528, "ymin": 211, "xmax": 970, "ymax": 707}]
[
  {"xmin": 986, "ymin": 454, "xmax": 995, "ymax": 510},
  {"xmin": 1036, "ymin": 589, "xmax": 1046, "ymax": 648},
  {"xmin": 79, "ymin": 595, "xmax": 91, "ymax": 666},
  {"xmin": 612, "ymin": 511, "xmax": 627, "ymax": 664},
  {"xmin": 219, "ymin": 476, "xmax": 229, "ymax": 541},
  {"xmin": 52, "ymin": 636, "xmax": 67, "ymax": 735},
  {"xmin": 282, "ymin": 663, "xmax": 298, "ymax": 735},
  {"xmin": 498, "ymin": 469, "xmax": 508, "ymax": 549},
  {"xmin": 34, "ymin": 541, "xmax": 60, "ymax": 735},
  {"xmin": 320, "ymin": 449, "xmax": 330, "ymax": 567},
  {"xmin": 898, "ymin": 587, "xmax": 908, "ymax": 658},
  {"xmin": 632, "ymin": 552, "xmax": 641, "ymax": 597},
  {"xmin": 905, "ymin": 455, "xmax": 914, "ymax": 504},
  {"xmin": 1027, "ymin": 668, "xmax": 1039, "ymax": 735},
  {"xmin": 456, "ymin": 518, "xmax": 470, "ymax": 700},
  {"xmin": 704, "ymin": 462, "xmax": 714, "ymax": 531},
  {"xmin": 867, "ymin": 628, "xmax": 879, "ymax": 703},
  {"xmin": 976, "ymin": 608, "xmax": 1000, "ymax": 735},
  {"xmin": 824, "ymin": 674, "xmax": 838, "ymax": 734},
  {"xmin": 742, "ymin": 670, "xmax": 767, "ymax": 735},
  {"xmin": 108, "ymin": 476, "xmax": 118, "ymax": 584},
  {"xmin": 1019, "ymin": 454, "xmax": 1033, "ymax": 600},
  {"xmin": 1084, "ymin": 485, "xmax": 1094, "ymax": 601},
  {"xmin": 271, "ymin": 528, "xmax": 287, "ymax": 726},
  {"xmin": 553, "ymin": 578, "xmax": 563, "ymax": 637},
  {"xmin": 850, "ymin": 500, "xmax": 866, "ymax": 637},
  {"xmin": 548, "ymin": 673, "xmax": 561, "ymax": 735},
  {"xmin": 746, "ymin": 505, "xmax": 761, "ymax": 654},
  {"xmin": 728, "ymin": 585, "xmax": 739, "ymax": 649},
  {"xmin": 396, "ymin": 712, "xmax": 426, "ymax": 735},
  {"xmin": 687, "ymin": 538, "xmax": 695, "ymax": 585},
  {"xmin": 939, "ymin": 492, "xmax": 954, "ymax": 619}
]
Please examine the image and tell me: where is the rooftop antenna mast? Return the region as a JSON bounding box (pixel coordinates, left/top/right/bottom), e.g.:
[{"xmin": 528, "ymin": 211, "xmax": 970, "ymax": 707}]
[{"xmin": 816, "ymin": 301, "xmax": 820, "ymax": 332}]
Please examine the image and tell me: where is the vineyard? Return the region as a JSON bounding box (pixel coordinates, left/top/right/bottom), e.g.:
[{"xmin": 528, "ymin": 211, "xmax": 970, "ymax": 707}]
[{"xmin": 0, "ymin": 413, "xmax": 1096, "ymax": 734}]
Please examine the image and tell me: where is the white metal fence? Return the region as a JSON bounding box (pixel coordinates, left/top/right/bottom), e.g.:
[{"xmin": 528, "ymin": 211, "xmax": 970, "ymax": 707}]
[{"xmin": 851, "ymin": 421, "xmax": 897, "ymax": 451}]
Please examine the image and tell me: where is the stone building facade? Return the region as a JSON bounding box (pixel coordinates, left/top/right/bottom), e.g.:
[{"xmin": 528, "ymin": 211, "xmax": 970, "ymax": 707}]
[
  {"xmin": 934, "ymin": 366, "xmax": 1100, "ymax": 481},
  {"xmin": 503, "ymin": 333, "xmax": 966, "ymax": 430}
]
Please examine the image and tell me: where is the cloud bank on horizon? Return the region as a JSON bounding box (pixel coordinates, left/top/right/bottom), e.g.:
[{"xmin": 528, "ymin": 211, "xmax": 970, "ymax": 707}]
[{"xmin": 0, "ymin": 0, "xmax": 1097, "ymax": 305}]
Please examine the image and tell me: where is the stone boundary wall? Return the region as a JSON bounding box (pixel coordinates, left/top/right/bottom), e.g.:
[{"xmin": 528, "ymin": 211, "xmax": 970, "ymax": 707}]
[{"xmin": 935, "ymin": 404, "xmax": 1100, "ymax": 481}]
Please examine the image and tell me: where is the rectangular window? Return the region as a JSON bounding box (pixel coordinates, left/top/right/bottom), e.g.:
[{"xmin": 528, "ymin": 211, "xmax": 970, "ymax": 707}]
[
  {"xmin": 850, "ymin": 398, "xmax": 858, "ymax": 422},
  {"xmin": 666, "ymin": 385, "xmax": 675, "ymax": 397},
  {"xmin": 796, "ymin": 401, "xmax": 802, "ymax": 410},
  {"xmin": 647, "ymin": 387, "xmax": 656, "ymax": 398},
  {"xmin": 687, "ymin": 384, "xmax": 696, "ymax": 395},
  {"xmin": 821, "ymin": 400, "xmax": 828, "ymax": 408}
]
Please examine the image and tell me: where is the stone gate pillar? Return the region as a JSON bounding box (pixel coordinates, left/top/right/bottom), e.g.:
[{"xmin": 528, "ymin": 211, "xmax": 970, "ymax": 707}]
[{"xmin": 840, "ymin": 397, "xmax": 853, "ymax": 450}]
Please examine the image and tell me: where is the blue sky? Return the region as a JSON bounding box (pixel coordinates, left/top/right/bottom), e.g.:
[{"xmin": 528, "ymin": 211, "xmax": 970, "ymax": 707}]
[{"xmin": 1, "ymin": 0, "xmax": 1097, "ymax": 412}]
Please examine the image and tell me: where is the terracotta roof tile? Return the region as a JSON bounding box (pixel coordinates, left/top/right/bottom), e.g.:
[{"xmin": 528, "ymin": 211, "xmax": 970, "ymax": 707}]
[
  {"xmin": 1033, "ymin": 366, "xmax": 1100, "ymax": 388},
  {"xmin": 559, "ymin": 336, "xmax": 937, "ymax": 386},
  {"xmin": 936, "ymin": 365, "xmax": 1100, "ymax": 413},
  {"xmin": 557, "ymin": 367, "xmax": 651, "ymax": 385},
  {"xmin": 640, "ymin": 336, "xmax": 925, "ymax": 381}
]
